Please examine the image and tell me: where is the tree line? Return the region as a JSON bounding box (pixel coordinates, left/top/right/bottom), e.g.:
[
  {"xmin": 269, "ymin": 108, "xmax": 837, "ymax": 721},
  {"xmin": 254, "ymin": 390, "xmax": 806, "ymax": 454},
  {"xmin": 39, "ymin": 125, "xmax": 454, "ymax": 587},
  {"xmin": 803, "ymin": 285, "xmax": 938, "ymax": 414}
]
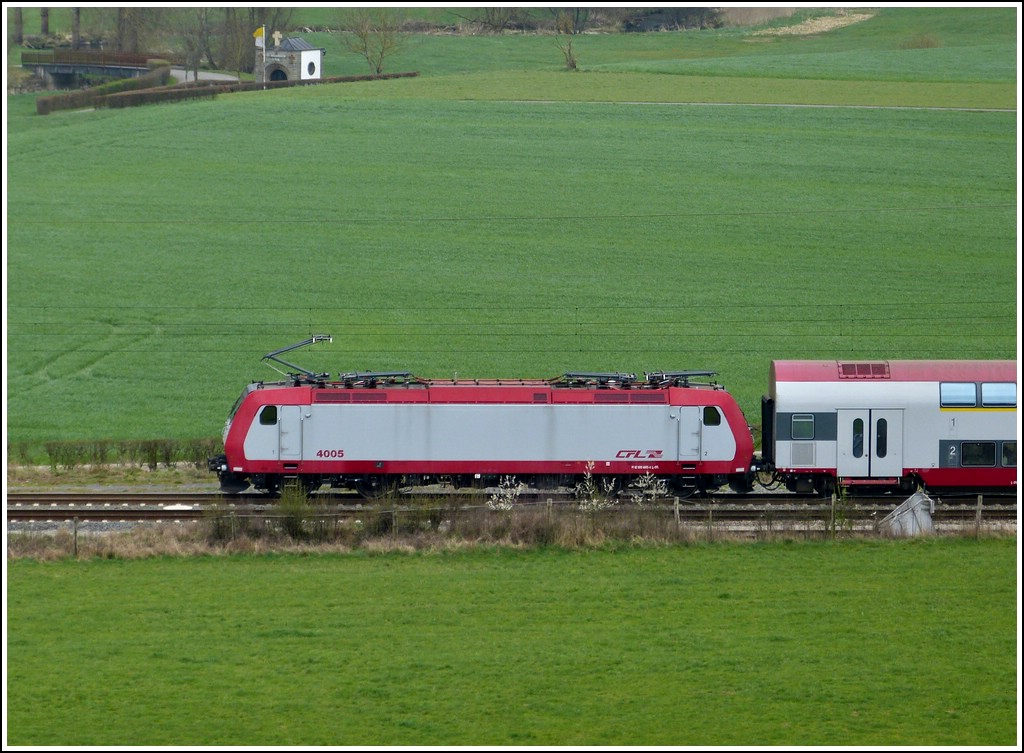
[
  {"xmin": 10, "ymin": 7, "xmax": 295, "ymax": 76},
  {"xmin": 9, "ymin": 7, "xmax": 727, "ymax": 79}
]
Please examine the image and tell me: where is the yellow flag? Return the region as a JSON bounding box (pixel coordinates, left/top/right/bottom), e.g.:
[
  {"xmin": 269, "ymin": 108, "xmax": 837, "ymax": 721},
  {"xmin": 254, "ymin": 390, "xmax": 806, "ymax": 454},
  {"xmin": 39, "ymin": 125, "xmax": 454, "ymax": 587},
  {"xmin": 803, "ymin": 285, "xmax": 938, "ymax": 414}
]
[{"xmin": 253, "ymin": 26, "xmax": 264, "ymax": 48}]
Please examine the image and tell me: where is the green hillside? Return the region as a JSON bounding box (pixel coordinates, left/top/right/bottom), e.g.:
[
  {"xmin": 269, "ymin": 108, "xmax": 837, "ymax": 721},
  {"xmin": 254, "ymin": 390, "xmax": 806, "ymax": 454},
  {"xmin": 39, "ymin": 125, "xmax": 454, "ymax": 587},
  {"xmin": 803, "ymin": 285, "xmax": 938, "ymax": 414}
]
[{"xmin": 5, "ymin": 7, "xmax": 1017, "ymax": 456}]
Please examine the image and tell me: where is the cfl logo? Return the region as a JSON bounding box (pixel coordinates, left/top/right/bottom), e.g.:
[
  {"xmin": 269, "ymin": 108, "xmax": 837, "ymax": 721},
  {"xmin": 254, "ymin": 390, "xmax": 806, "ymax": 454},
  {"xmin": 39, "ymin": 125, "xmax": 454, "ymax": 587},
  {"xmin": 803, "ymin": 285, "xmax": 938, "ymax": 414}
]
[{"xmin": 616, "ymin": 450, "xmax": 664, "ymax": 459}]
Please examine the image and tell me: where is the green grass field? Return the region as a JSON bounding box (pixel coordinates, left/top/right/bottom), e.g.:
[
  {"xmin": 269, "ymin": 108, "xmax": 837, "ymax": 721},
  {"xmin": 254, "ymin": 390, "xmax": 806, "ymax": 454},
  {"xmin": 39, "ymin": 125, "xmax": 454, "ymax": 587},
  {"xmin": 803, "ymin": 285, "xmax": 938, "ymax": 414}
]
[
  {"xmin": 4, "ymin": 9, "xmax": 1019, "ymax": 747},
  {"xmin": 5, "ymin": 6, "xmax": 1017, "ymax": 457},
  {"xmin": 5, "ymin": 539, "xmax": 1017, "ymax": 746}
]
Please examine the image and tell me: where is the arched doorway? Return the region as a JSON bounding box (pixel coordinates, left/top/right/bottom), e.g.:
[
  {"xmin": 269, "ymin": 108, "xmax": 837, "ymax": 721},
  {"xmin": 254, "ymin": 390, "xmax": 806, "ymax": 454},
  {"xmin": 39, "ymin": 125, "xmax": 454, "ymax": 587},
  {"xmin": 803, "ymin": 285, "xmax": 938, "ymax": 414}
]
[{"xmin": 269, "ymin": 67, "xmax": 288, "ymax": 81}]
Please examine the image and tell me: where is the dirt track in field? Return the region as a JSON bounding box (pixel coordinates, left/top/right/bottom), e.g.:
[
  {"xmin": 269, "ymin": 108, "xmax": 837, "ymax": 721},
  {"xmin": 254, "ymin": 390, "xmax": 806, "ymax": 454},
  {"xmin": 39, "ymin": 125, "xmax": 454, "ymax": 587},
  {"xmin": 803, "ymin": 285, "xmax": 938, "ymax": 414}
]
[{"xmin": 751, "ymin": 13, "xmax": 875, "ymax": 37}]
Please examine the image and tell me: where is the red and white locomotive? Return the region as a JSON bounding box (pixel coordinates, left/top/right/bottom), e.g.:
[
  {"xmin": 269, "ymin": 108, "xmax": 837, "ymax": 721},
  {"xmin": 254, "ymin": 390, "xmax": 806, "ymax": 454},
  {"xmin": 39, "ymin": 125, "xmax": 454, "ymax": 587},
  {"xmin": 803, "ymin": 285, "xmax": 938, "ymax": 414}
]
[
  {"xmin": 208, "ymin": 338, "xmax": 755, "ymax": 496},
  {"xmin": 209, "ymin": 339, "xmax": 1017, "ymax": 498},
  {"xmin": 762, "ymin": 359, "xmax": 1017, "ymax": 495}
]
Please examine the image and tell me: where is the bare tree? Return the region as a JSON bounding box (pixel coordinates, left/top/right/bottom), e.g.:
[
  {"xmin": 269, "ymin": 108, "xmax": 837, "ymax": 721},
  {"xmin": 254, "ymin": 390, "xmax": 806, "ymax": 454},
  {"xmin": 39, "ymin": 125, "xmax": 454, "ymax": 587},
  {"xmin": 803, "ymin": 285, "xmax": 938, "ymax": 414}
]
[
  {"xmin": 171, "ymin": 8, "xmax": 211, "ymax": 81},
  {"xmin": 549, "ymin": 7, "xmax": 590, "ymax": 34},
  {"xmin": 71, "ymin": 8, "xmax": 81, "ymax": 50},
  {"xmin": 223, "ymin": 7, "xmax": 254, "ymax": 76},
  {"xmin": 40, "ymin": 8, "xmax": 49, "ymax": 35},
  {"xmin": 338, "ymin": 8, "xmax": 406, "ymax": 75},
  {"xmin": 453, "ymin": 8, "xmax": 523, "ymax": 33},
  {"xmin": 115, "ymin": 7, "xmax": 150, "ymax": 53},
  {"xmin": 12, "ymin": 7, "xmax": 23, "ymax": 44},
  {"xmin": 554, "ymin": 12, "xmax": 578, "ymax": 71},
  {"xmin": 250, "ymin": 7, "xmax": 294, "ymax": 36}
]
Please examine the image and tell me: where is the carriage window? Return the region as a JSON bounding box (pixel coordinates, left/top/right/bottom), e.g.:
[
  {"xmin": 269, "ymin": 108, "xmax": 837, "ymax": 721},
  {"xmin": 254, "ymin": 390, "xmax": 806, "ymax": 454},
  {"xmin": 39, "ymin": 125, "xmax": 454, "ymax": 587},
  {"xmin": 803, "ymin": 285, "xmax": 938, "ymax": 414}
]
[
  {"xmin": 981, "ymin": 383, "xmax": 1016, "ymax": 407},
  {"xmin": 1002, "ymin": 442, "xmax": 1017, "ymax": 467},
  {"xmin": 961, "ymin": 442, "xmax": 996, "ymax": 467},
  {"xmin": 875, "ymin": 418, "xmax": 887, "ymax": 458},
  {"xmin": 940, "ymin": 383, "xmax": 976, "ymax": 407},
  {"xmin": 852, "ymin": 418, "xmax": 864, "ymax": 458},
  {"xmin": 792, "ymin": 414, "xmax": 814, "ymax": 440},
  {"xmin": 259, "ymin": 405, "xmax": 278, "ymax": 425},
  {"xmin": 703, "ymin": 406, "xmax": 721, "ymax": 426}
]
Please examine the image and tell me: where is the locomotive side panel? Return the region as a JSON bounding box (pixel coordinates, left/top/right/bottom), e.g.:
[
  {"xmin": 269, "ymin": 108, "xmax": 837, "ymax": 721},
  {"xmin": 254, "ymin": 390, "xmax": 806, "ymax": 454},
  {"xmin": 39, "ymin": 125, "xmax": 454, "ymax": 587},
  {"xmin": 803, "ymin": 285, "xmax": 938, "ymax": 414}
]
[
  {"xmin": 276, "ymin": 403, "xmax": 696, "ymax": 469},
  {"xmin": 226, "ymin": 391, "xmax": 750, "ymax": 485}
]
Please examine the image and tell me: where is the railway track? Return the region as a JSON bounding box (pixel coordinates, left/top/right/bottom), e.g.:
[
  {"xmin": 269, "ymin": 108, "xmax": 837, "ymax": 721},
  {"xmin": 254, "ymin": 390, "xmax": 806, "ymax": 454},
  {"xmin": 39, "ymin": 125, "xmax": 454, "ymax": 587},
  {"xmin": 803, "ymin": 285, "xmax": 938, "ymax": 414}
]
[{"xmin": 6, "ymin": 491, "xmax": 1017, "ymax": 523}]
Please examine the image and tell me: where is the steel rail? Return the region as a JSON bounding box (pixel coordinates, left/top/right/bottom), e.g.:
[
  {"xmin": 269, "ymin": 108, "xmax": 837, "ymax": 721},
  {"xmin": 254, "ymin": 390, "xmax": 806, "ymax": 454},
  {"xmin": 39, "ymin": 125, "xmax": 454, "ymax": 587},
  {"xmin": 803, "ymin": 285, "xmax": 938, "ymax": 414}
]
[{"xmin": 6, "ymin": 492, "xmax": 1016, "ymax": 523}]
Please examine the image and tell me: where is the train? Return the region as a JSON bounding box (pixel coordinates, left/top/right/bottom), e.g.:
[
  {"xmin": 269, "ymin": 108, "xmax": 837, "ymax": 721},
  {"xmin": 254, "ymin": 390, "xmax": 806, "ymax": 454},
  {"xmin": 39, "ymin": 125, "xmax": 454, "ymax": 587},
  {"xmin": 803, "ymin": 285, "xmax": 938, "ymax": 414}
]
[{"xmin": 208, "ymin": 337, "xmax": 1017, "ymax": 498}]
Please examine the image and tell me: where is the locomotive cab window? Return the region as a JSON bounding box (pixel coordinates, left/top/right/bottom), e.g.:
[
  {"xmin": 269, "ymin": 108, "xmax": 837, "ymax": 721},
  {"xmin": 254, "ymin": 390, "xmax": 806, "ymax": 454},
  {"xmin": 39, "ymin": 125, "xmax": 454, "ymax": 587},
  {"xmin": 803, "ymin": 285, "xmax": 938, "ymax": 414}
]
[
  {"xmin": 259, "ymin": 405, "xmax": 278, "ymax": 426},
  {"xmin": 702, "ymin": 406, "xmax": 722, "ymax": 426},
  {"xmin": 791, "ymin": 414, "xmax": 814, "ymax": 440},
  {"xmin": 940, "ymin": 382, "xmax": 976, "ymax": 407},
  {"xmin": 981, "ymin": 382, "xmax": 1016, "ymax": 407}
]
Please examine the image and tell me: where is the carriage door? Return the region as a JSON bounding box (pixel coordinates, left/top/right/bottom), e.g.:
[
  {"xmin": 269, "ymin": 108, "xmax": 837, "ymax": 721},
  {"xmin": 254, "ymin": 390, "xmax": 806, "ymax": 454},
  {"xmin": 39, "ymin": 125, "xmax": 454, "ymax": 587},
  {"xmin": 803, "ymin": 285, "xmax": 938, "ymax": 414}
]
[
  {"xmin": 279, "ymin": 405, "xmax": 303, "ymax": 461},
  {"xmin": 837, "ymin": 409, "xmax": 903, "ymax": 478}
]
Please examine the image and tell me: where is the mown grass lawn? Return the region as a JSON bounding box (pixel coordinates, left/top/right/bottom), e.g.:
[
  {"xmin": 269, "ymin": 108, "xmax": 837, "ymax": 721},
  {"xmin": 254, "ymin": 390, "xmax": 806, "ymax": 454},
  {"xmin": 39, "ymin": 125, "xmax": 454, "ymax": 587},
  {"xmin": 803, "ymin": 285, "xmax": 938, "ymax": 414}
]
[{"xmin": 5, "ymin": 539, "xmax": 1017, "ymax": 746}]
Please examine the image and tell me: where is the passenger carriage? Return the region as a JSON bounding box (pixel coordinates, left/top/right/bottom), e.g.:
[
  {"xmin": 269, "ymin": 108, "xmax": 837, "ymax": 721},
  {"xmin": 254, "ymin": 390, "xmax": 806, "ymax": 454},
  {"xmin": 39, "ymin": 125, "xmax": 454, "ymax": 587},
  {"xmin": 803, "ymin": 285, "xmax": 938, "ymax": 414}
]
[{"xmin": 762, "ymin": 360, "xmax": 1017, "ymax": 494}]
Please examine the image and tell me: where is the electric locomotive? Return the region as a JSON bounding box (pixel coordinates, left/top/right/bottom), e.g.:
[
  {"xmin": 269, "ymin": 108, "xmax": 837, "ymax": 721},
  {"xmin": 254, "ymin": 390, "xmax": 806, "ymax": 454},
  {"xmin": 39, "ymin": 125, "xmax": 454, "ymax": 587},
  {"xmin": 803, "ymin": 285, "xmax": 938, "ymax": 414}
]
[{"xmin": 208, "ymin": 337, "xmax": 756, "ymax": 497}]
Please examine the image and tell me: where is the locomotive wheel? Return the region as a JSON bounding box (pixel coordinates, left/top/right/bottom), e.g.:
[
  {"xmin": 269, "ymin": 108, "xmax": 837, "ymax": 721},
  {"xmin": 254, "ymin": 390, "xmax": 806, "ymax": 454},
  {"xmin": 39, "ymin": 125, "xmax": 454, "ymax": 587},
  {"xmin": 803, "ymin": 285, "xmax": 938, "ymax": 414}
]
[
  {"xmin": 355, "ymin": 475, "xmax": 399, "ymax": 500},
  {"xmin": 217, "ymin": 472, "xmax": 251, "ymax": 495},
  {"xmin": 670, "ymin": 476, "xmax": 700, "ymax": 500},
  {"xmin": 302, "ymin": 476, "xmax": 324, "ymax": 495}
]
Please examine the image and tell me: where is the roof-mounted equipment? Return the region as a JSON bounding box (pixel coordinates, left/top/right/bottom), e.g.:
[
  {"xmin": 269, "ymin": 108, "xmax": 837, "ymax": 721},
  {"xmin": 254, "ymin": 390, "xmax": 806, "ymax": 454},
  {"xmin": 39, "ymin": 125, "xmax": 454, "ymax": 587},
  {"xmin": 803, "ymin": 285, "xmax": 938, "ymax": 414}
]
[
  {"xmin": 262, "ymin": 335, "xmax": 332, "ymax": 382},
  {"xmin": 338, "ymin": 371, "xmax": 419, "ymax": 388},
  {"xmin": 645, "ymin": 370, "xmax": 719, "ymax": 388},
  {"xmin": 552, "ymin": 372, "xmax": 638, "ymax": 387}
]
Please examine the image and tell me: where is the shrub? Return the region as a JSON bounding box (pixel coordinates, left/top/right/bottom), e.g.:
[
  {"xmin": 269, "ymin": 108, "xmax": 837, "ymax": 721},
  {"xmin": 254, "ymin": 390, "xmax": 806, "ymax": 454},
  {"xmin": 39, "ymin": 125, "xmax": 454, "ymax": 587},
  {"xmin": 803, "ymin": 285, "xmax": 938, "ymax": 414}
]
[
  {"xmin": 35, "ymin": 66, "xmax": 171, "ymax": 114},
  {"xmin": 44, "ymin": 440, "xmax": 87, "ymax": 470},
  {"xmin": 900, "ymin": 34, "xmax": 941, "ymax": 49}
]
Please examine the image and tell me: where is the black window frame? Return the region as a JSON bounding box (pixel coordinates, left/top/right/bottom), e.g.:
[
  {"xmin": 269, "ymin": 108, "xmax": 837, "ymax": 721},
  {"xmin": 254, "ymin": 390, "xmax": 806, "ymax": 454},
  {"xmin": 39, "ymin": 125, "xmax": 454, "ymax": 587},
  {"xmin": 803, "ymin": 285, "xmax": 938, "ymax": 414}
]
[
  {"xmin": 875, "ymin": 418, "xmax": 888, "ymax": 458},
  {"xmin": 852, "ymin": 418, "xmax": 864, "ymax": 458},
  {"xmin": 702, "ymin": 406, "xmax": 722, "ymax": 427},
  {"xmin": 961, "ymin": 441, "xmax": 996, "ymax": 467},
  {"xmin": 791, "ymin": 414, "xmax": 814, "ymax": 440}
]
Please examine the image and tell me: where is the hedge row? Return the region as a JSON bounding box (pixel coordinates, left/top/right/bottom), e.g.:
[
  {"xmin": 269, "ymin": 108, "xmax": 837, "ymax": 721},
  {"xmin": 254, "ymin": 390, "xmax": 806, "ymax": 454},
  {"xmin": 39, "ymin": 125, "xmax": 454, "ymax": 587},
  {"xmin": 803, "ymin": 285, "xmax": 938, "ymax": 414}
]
[
  {"xmin": 35, "ymin": 65, "xmax": 172, "ymax": 115},
  {"xmin": 37, "ymin": 437, "xmax": 222, "ymax": 471},
  {"xmin": 101, "ymin": 70, "xmax": 420, "ymax": 110}
]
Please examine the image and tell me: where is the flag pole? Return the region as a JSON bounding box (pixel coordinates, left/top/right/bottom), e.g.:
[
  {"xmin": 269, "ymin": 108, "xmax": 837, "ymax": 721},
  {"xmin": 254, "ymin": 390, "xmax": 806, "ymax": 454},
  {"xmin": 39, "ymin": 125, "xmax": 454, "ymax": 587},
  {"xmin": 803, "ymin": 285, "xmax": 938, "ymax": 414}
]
[{"xmin": 254, "ymin": 24, "xmax": 266, "ymax": 86}]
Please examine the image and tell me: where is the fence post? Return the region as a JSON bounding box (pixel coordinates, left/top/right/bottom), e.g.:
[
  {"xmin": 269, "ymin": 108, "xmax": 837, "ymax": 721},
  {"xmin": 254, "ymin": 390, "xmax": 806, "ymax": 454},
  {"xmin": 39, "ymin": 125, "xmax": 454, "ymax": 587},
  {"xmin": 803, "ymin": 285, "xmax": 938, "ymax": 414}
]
[
  {"xmin": 72, "ymin": 517, "xmax": 79, "ymax": 558},
  {"xmin": 674, "ymin": 497, "xmax": 680, "ymax": 531},
  {"xmin": 975, "ymin": 494, "xmax": 983, "ymax": 537},
  {"xmin": 830, "ymin": 492, "xmax": 837, "ymax": 540}
]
